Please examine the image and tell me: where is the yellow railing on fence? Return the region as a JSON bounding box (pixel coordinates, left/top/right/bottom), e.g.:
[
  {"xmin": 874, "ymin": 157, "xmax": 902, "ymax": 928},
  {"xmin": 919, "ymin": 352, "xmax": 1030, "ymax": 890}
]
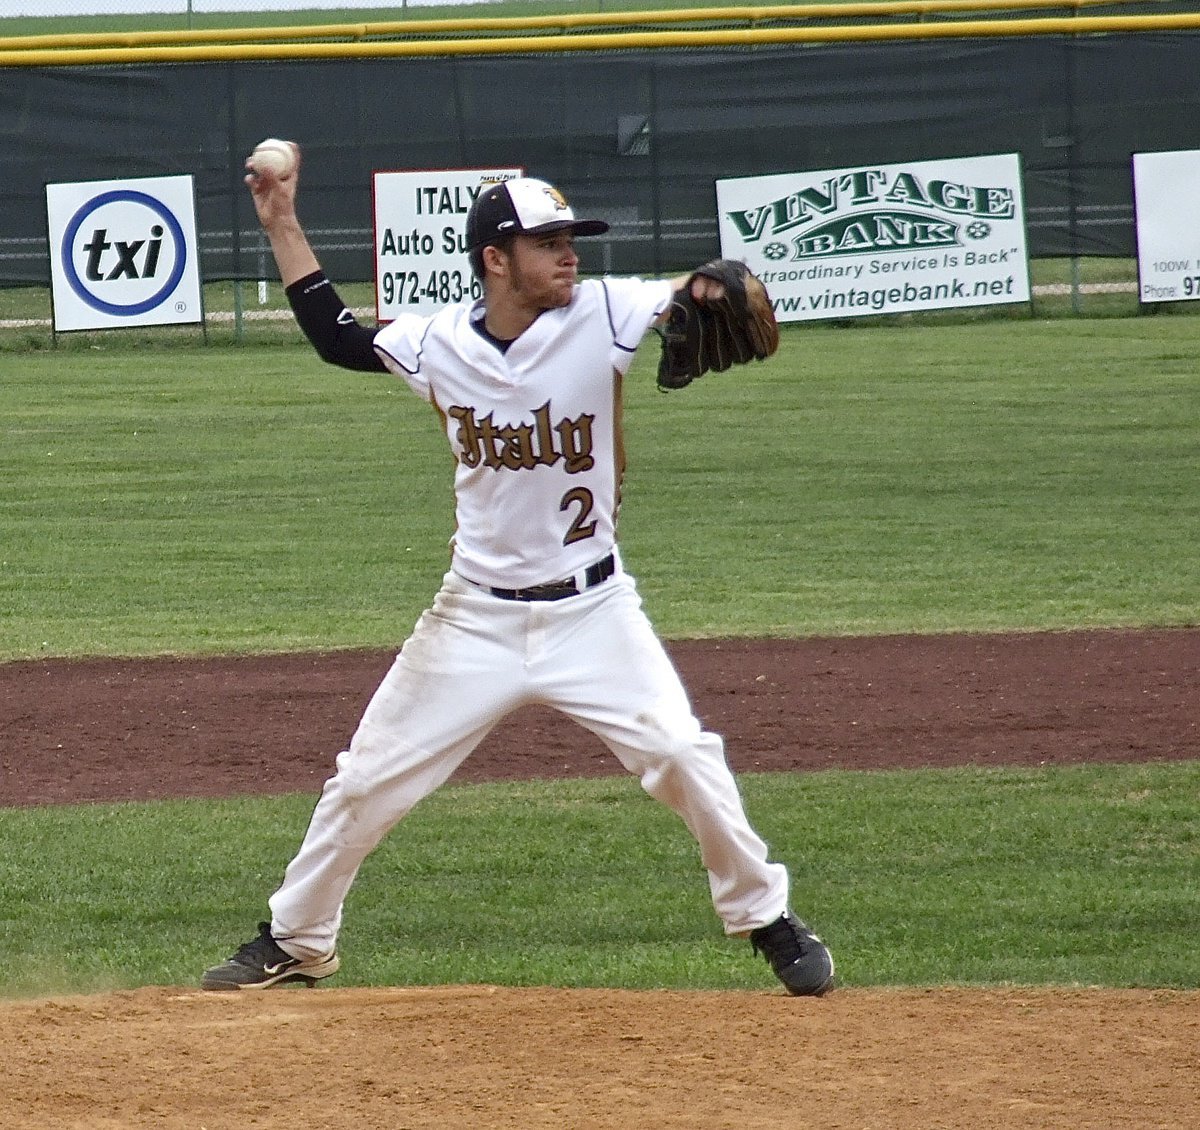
[
  {"xmin": 2, "ymin": 3, "xmax": 1198, "ymax": 66},
  {"xmin": 0, "ymin": 0, "xmax": 1150, "ymax": 52}
]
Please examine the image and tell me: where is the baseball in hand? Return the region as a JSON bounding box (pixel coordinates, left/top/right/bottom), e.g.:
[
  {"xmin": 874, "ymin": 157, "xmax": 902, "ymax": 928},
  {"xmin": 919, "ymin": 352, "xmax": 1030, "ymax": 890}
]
[{"xmin": 249, "ymin": 138, "xmax": 297, "ymax": 178}]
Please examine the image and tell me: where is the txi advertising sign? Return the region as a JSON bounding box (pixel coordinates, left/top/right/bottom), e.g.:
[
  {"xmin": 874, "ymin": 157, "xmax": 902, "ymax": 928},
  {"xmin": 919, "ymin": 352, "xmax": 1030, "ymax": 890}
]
[
  {"xmin": 45, "ymin": 175, "xmax": 203, "ymax": 332},
  {"xmin": 715, "ymin": 154, "xmax": 1031, "ymax": 322}
]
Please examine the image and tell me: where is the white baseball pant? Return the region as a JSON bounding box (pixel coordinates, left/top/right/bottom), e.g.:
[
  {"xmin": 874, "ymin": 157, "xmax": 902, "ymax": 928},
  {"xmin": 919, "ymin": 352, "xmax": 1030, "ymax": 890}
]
[{"xmin": 269, "ymin": 568, "xmax": 790, "ymax": 959}]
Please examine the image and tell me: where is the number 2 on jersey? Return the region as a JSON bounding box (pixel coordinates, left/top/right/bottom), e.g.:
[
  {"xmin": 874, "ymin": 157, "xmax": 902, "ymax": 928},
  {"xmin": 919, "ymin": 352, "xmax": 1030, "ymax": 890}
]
[{"xmin": 560, "ymin": 487, "xmax": 597, "ymax": 545}]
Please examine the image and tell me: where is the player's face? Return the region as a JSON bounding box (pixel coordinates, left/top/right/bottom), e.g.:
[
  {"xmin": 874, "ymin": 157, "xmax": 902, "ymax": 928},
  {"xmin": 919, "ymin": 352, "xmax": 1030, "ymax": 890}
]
[{"xmin": 505, "ymin": 230, "xmax": 579, "ymax": 310}]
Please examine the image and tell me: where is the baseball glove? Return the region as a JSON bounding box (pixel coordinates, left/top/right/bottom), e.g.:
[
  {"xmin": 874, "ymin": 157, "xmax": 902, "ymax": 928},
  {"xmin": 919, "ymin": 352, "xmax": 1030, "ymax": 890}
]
[{"xmin": 655, "ymin": 259, "xmax": 780, "ymax": 391}]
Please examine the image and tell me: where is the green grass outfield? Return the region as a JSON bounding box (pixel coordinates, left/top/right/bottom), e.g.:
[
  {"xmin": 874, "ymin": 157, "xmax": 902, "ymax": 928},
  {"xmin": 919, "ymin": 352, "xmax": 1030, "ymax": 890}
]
[
  {"xmin": 0, "ymin": 314, "xmax": 1196, "ymax": 996},
  {"xmin": 0, "ymin": 315, "xmax": 1196, "ymax": 658},
  {"xmin": 2, "ymin": 764, "xmax": 1197, "ymax": 995}
]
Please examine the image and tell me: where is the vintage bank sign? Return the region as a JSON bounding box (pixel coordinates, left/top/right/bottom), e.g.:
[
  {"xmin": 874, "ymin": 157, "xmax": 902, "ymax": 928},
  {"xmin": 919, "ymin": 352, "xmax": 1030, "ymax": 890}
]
[{"xmin": 716, "ymin": 154, "xmax": 1031, "ymax": 323}]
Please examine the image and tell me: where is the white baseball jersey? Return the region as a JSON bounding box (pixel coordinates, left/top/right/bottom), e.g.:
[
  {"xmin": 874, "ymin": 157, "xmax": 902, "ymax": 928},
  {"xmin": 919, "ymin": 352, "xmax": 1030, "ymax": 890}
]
[{"xmin": 372, "ymin": 276, "xmax": 673, "ymax": 589}]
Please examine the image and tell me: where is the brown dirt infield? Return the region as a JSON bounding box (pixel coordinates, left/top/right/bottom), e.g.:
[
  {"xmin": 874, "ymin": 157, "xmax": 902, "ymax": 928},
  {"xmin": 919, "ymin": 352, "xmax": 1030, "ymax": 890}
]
[{"xmin": 2, "ymin": 628, "xmax": 1197, "ymax": 1128}]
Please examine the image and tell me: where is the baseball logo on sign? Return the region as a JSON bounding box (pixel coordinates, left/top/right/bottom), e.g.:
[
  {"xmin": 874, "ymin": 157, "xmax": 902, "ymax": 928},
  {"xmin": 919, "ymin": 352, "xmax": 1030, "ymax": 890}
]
[{"xmin": 46, "ymin": 175, "xmax": 204, "ymax": 332}]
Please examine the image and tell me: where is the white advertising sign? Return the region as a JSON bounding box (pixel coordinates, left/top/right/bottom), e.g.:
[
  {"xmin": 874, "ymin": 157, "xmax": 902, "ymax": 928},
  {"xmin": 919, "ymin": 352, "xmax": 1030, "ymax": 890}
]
[
  {"xmin": 45, "ymin": 175, "xmax": 202, "ymax": 332},
  {"xmin": 373, "ymin": 167, "xmax": 523, "ymax": 320},
  {"xmin": 716, "ymin": 154, "xmax": 1031, "ymax": 323},
  {"xmin": 1132, "ymin": 149, "xmax": 1200, "ymax": 304}
]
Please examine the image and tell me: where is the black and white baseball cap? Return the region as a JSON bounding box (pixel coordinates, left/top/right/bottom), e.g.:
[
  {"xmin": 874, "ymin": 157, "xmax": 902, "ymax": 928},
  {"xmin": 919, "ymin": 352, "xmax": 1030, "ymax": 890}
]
[{"xmin": 466, "ymin": 177, "xmax": 609, "ymax": 250}]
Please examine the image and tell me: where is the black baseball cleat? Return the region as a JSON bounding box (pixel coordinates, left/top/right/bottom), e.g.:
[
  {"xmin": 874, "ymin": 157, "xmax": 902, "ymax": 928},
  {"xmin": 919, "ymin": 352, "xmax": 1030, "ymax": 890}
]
[
  {"xmin": 200, "ymin": 921, "xmax": 340, "ymax": 991},
  {"xmin": 749, "ymin": 912, "xmax": 836, "ymax": 997}
]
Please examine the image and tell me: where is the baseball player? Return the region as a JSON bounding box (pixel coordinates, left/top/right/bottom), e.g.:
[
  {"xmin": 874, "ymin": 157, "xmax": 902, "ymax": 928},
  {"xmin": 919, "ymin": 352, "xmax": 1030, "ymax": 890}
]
[{"xmin": 200, "ymin": 145, "xmax": 835, "ymax": 997}]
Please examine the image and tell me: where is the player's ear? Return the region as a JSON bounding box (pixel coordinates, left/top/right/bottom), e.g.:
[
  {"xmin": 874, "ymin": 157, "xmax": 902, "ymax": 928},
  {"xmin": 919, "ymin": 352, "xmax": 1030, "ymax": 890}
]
[{"xmin": 481, "ymin": 243, "xmax": 509, "ymax": 279}]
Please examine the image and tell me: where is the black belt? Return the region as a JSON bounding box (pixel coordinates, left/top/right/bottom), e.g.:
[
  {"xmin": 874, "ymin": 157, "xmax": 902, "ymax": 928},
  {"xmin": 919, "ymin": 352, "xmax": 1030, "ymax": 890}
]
[{"xmin": 486, "ymin": 553, "xmax": 616, "ymax": 602}]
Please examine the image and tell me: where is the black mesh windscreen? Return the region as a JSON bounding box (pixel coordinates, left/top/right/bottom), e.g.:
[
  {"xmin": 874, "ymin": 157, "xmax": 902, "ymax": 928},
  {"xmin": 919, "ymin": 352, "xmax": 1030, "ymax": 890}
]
[{"xmin": 3, "ymin": 34, "xmax": 1199, "ymax": 285}]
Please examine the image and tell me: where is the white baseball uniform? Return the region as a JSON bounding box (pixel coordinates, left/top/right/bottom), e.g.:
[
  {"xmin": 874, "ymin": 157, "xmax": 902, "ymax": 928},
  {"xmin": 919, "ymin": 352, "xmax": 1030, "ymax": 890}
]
[{"xmin": 268, "ymin": 276, "xmax": 790, "ymax": 959}]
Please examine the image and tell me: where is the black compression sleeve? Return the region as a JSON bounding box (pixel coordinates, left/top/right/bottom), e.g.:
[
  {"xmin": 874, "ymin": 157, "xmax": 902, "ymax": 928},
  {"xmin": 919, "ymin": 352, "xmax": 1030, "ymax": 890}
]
[{"xmin": 285, "ymin": 270, "xmax": 387, "ymax": 372}]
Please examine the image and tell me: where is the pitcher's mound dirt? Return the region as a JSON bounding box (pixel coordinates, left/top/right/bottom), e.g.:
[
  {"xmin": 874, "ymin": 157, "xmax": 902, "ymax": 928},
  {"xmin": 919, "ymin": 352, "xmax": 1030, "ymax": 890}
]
[
  {"xmin": 1, "ymin": 628, "xmax": 1197, "ymax": 1128},
  {"xmin": 4, "ymin": 985, "xmax": 1198, "ymax": 1129}
]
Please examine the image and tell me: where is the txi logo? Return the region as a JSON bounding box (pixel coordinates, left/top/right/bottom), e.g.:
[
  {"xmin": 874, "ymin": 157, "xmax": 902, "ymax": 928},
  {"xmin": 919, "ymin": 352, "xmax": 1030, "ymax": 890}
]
[{"xmin": 61, "ymin": 189, "xmax": 188, "ymax": 316}]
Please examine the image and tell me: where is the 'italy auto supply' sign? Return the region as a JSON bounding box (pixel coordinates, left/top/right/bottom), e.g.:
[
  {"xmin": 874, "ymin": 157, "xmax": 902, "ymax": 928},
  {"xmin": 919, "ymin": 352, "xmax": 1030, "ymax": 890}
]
[{"xmin": 716, "ymin": 153, "xmax": 1031, "ymax": 322}]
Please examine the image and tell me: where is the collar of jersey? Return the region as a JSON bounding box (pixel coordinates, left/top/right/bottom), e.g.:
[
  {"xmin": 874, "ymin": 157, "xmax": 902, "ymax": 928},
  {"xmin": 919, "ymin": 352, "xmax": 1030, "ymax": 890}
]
[{"xmin": 460, "ymin": 301, "xmax": 569, "ymax": 378}]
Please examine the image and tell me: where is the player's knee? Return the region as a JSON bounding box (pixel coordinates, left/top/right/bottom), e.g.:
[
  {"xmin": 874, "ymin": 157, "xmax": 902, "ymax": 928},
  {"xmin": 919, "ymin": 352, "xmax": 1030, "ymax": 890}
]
[
  {"xmin": 635, "ymin": 724, "xmax": 726, "ymax": 780},
  {"xmin": 335, "ymin": 763, "xmax": 372, "ymax": 804},
  {"xmin": 331, "ymin": 732, "xmax": 387, "ymax": 802}
]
